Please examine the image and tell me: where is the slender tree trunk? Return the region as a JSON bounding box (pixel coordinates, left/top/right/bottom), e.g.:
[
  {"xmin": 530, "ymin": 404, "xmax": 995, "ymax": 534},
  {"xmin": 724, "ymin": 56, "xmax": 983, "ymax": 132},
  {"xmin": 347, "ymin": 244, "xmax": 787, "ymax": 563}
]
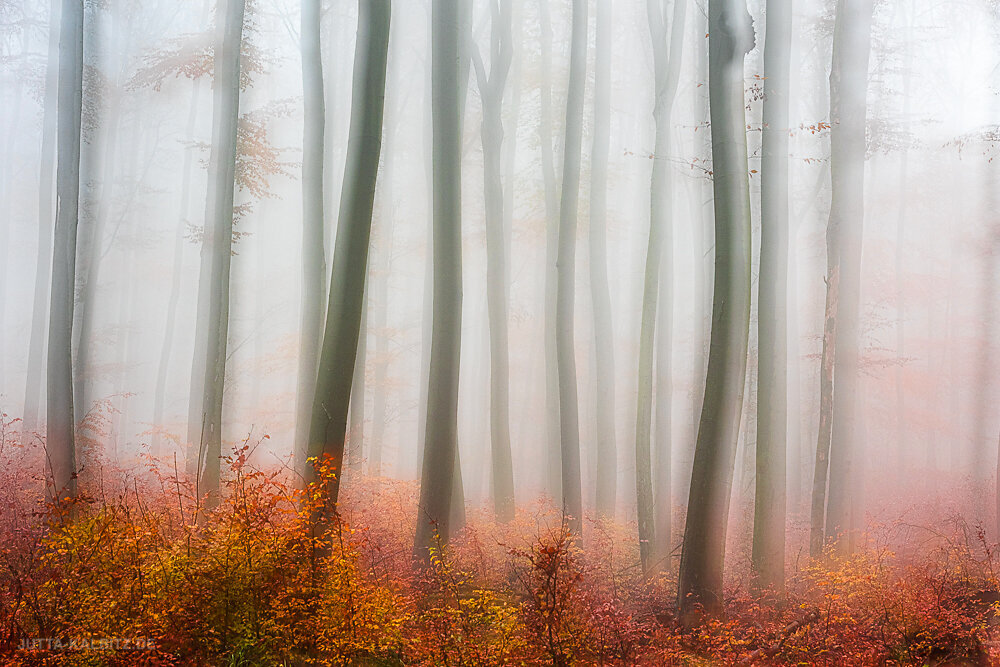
[
  {"xmin": 638, "ymin": 0, "xmax": 685, "ymax": 575},
  {"xmin": 823, "ymin": 0, "xmax": 874, "ymax": 553},
  {"xmin": 153, "ymin": 73, "xmax": 205, "ymax": 458},
  {"xmin": 554, "ymin": 0, "xmax": 587, "ymax": 537},
  {"xmin": 810, "ymin": 266, "xmax": 837, "ymax": 556},
  {"xmin": 193, "ymin": 0, "xmax": 247, "ymax": 502},
  {"xmin": 415, "ymin": 0, "xmax": 463, "ymax": 559},
  {"xmin": 677, "ymin": 0, "xmax": 754, "ymax": 621},
  {"xmin": 371, "ymin": 135, "xmax": 394, "ymax": 478},
  {"xmin": 590, "ymin": 0, "xmax": 616, "ymax": 520},
  {"xmin": 679, "ymin": 3, "xmax": 711, "ymax": 507},
  {"xmin": 46, "ymin": 0, "xmax": 85, "ymax": 501},
  {"xmin": 74, "ymin": 4, "xmax": 124, "ymax": 420},
  {"xmin": 472, "ymin": 0, "xmax": 516, "ymax": 523},
  {"xmin": 295, "ymin": 0, "xmax": 327, "ymax": 477},
  {"xmin": 538, "ymin": 0, "xmax": 562, "ymax": 502},
  {"xmin": 751, "ymin": 0, "xmax": 792, "ymax": 592},
  {"xmin": 23, "ymin": 0, "xmax": 61, "ymax": 434},
  {"xmin": 416, "ymin": 4, "xmax": 433, "ymax": 475},
  {"xmin": 306, "ymin": 0, "xmax": 391, "ymax": 518},
  {"xmin": 347, "ymin": 279, "xmax": 367, "ymax": 471}
]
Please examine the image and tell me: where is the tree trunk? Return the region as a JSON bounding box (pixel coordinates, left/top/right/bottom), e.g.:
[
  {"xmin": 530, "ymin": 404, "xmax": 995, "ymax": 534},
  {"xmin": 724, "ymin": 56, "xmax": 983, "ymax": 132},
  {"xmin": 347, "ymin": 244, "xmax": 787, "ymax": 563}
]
[
  {"xmin": 555, "ymin": 0, "xmax": 587, "ymax": 537},
  {"xmin": 153, "ymin": 50, "xmax": 207, "ymax": 458},
  {"xmin": 347, "ymin": 279, "xmax": 368, "ymax": 471},
  {"xmin": 415, "ymin": 0, "xmax": 463, "ymax": 559},
  {"xmin": 193, "ymin": 0, "xmax": 247, "ymax": 502},
  {"xmin": 677, "ymin": 0, "xmax": 754, "ymax": 621},
  {"xmin": 371, "ymin": 140, "xmax": 394, "ymax": 478},
  {"xmin": 46, "ymin": 0, "xmax": 85, "ymax": 501},
  {"xmin": 823, "ymin": 0, "xmax": 873, "ymax": 553},
  {"xmin": 751, "ymin": 0, "xmax": 792, "ymax": 592},
  {"xmin": 74, "ymin": 1, "xmax": 125, "ymax": 421},
  {"xmin": 538, "ymin": 0, "xmax": 562, "ymax": 503},
  {"xmin": 295, "ymin": 0, "xmax": 327, "ymax": 477},
  {"xmin": 472, "ymin": 0, "xmax": 516, "ymax": 523},
  {"xmin": 23, "ymin": 0, "xmax": 60, "ymax": 434},
  {"xmin": 416, "ymin": 3, "xmax": 434, "ymax": 477},
  {"xmin": 638, "ymin": 0, "xmax": 686, "ymax": 575},
  {"xmin": 306, "ymin": 0, "xmax": 391, "ymax": 518},
  {"xmin": 590, "ymin": 0, "xmax": 616, "ymax": 520}
]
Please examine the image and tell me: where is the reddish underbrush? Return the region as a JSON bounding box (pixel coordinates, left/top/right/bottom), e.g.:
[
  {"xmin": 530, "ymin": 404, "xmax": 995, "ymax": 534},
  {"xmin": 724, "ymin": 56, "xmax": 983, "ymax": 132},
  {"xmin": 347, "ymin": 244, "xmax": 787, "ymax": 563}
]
[{"xmin": 0, "ymin": 416, "xmax": 998, "ymax": 665}]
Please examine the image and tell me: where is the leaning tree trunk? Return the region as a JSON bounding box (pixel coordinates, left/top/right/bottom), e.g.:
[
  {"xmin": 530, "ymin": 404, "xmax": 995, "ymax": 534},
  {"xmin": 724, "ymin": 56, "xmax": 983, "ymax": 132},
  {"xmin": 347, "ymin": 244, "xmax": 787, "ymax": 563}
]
[
  {"xmin": 306, "ymin": 0, "xmax": 391, "ymax": 520},
  {"xmin": 590, "ymin": 0, "xmax": 616, "ymax": 520},
  {"xmin": 751, "ymin": 0, "xmax": 792, "ymax": 592},
  {"xmin": 294, "ymin": 0, "xmax": 327, "ymax": 477},
  {"xmin": 46, "ymin": 0, "xmax": 85, "ymax": 501},
  {"xmin": 472, "ymin": 0, "xmax": 516, "ymax": 523},
  {"xmin": 194, "ymin": 0, "xmax": 247, "ymax": 503},
  {"xmin": 23, "ymin": 0, "xmax": 61, "ymax": 434},
  {"xmin": 414, "ymin": 0, "xmax": 464, "ymax": 560},
  {"xmin": 677, "ymin": 0, "xmax": 754, "ymax": 621},
  {"xmin": 637, "ymin": 0, "xmax": 686, "ymax": 575},
  {"xmin": 555, "ymin": 0, "xmax": 587, "ymax": 537},
  {"xmin": 822, "ymin": 0, "xmax": 874, "ymax": 554}
]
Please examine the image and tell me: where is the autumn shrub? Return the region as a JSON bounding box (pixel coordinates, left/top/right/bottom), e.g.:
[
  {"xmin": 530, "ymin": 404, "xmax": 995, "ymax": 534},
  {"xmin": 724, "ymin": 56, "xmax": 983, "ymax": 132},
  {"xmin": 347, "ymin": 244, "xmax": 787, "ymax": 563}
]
[{"xmin": 3, "ymin": 430, "xmax": 1000, "ymax": 666}]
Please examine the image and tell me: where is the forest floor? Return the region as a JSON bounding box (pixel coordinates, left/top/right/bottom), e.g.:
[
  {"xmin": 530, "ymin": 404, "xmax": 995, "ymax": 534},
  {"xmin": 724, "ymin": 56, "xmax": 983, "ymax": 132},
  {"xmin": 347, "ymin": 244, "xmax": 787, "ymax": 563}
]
[{"xmin": 2, "ymin": 417, "xmax": 999, "ymax": 665}]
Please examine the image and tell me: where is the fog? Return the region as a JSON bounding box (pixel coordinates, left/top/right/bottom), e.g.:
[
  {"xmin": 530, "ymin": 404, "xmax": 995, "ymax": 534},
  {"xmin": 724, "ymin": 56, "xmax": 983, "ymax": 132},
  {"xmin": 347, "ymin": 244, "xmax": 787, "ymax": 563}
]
[{"xmin": 1, "ymin": 0, "xmax": 999, "ymax": 587}]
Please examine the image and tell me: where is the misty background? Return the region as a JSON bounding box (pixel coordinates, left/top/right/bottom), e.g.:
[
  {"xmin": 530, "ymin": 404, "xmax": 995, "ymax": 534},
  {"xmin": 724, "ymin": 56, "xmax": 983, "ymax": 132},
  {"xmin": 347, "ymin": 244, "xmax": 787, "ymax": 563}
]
[{"xmin": 0, "ymin": 0, "xmax": 997, "ymax": 521}]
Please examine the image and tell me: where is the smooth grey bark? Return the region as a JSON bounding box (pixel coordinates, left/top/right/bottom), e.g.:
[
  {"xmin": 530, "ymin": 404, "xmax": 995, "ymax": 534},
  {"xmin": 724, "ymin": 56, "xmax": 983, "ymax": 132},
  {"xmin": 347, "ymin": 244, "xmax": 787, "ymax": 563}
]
[
  {"xmin": 678, "ymin": 4, "xmax": 711, "ymax": 507},
  {"xmin": 347, "ymin": 280, "xmax": 368, "ymax": 472},
  {"xmin": 153, "ymin": 66, "xmax": 206, "ymax": 458},
  {"xmin": 415, "ymin": 0, "xmax": 463, "ymax": 559},
  {"xmin": 637, "ymin": 0, "xmax": 685, "ymax": 575},
  {"xmin": 810, "ymin": 256, "xmax": 836, "ymax": 557},
  {"xmin": 471, "ymin": 0, "xmax": 516, "ymax": 523},
  {"xmin": 677, "ymin": 0, "xmax": 754, "ymax": 620},
  {"xmin": 23, "ymin": 0, "xmax": 60, "ymax": 434},
  {"xmin": 416, "ymin": 3, "xmax": 434, "ymax": 476},
  {"xmin": 192, "ymin": 0, "xmax": 247, "ymax": 502},
  {"xmin": 555, "ymin": 0, "xmax": 587, "ymax": 537},
  {"xmin": 590, "ymin": 0, "xmax": 616, "ymax": 520},
  {"xmin": 295, "ymin": 0, "xmax": 327, "ymax": 477},
  {"xmin": 370, "ymin": 117, "xmax": 395, "ymax": 478},
  {"xmin": 822, "ymin": 0, "xmax": 873, "ymax": 554},
  {"xmin": 538, "ymin": 0, "xmax": 562, "ymax": 502},
  {"xmin": 306, "ymin": 0, "xmax": 390, "ymax": 516},
  {"xmin": 74, "ymin": 0, "xmax": 125, "ymax": 420},
  {"xmin": 46, "ymin": 0, "xmax": 85, "ymax": 501},
  {"xmin": 418, "ymin": 2, "xmax": 471, "ymax": 521},
  {"xmin": 751, "ymin": 0, "xmax": 792, "ymax": 592}
]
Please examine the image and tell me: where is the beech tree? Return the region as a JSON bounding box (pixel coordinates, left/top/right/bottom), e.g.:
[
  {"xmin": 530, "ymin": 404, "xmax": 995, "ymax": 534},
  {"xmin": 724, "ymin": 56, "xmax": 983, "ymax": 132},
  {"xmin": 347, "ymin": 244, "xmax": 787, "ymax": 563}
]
[
  {"xmin": 818, "ymin": 0, "xmax": 875, "ymax": 555},
  {"xmin": 472, "ymin": 0, "xmax": 516, "ymax": 522},
  {"xmin": 295, "ymin": 0, "xmax": 326, "ymax": 475},
  {"xmin": 590, "ymin": 0, "xmax": 616, "ymax": 520},
  {"xmin": 555, "ymin": 0, "xmax": 587, "ymax": 537},
  {"xmin": 636, "ymin": 0, "xmax": 686, "ymax": 575},
  {"xmin": 677, "ymin": 0, "xmax": 754, "ymax": 620},
  {"xmin": 46, "ymin": 0, "xmax": 86, "ymax": 500},
  {"xmin": 187, "ymin": 0, "xmax": 247, "ymax": 501},
  {"xmin": 415, "ymin": 0, "xmax": 464, "ymax": 558},
  {"xmin": 23, "ymin": 0, "xmax": 60, "ymax": 434},
  {"xmin": 306, "ymin": 0, "xmax": 391, "ymax": 517},
  {"xmin": 752, "ymin": 0, "xmax": 793, "ymax": 591}
]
